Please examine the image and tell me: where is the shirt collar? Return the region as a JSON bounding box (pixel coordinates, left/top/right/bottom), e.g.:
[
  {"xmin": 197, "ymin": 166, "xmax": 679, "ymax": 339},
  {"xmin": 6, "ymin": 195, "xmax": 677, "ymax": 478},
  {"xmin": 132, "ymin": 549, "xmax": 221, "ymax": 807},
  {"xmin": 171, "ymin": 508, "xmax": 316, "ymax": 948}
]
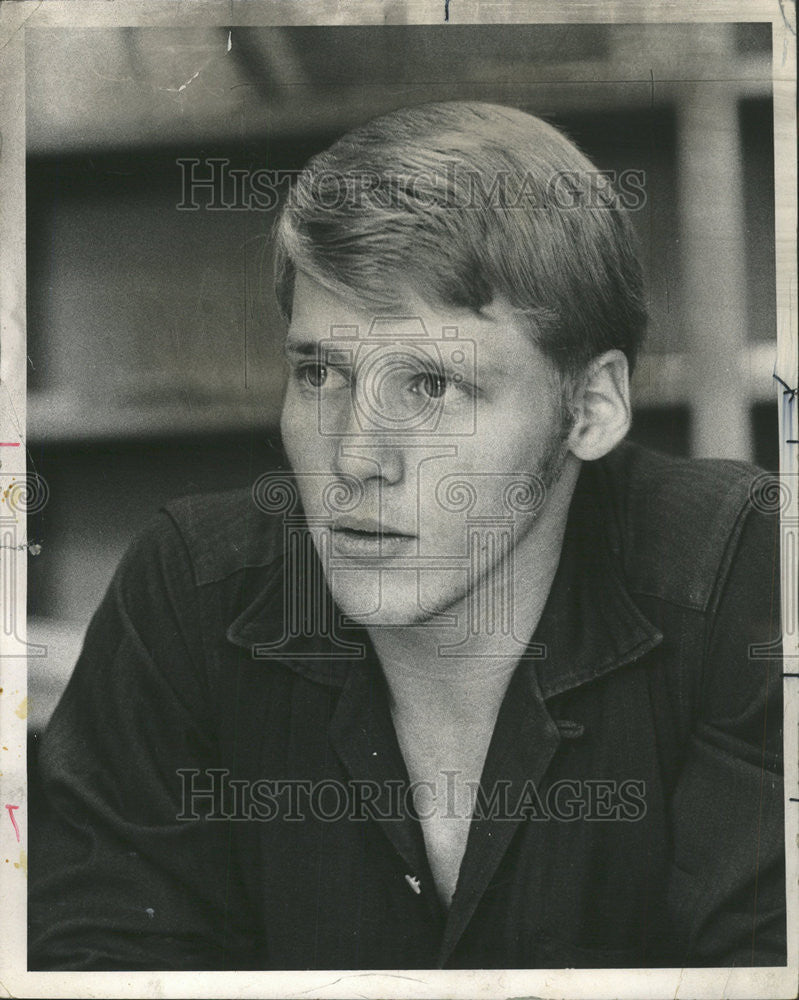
[
  {"xmin": 531, "ymin": 460, "xmax": 664, "ymax": 699},
  {"xmin": 226, "ymin": 458, "xmax": 663, "ymax": 696}
]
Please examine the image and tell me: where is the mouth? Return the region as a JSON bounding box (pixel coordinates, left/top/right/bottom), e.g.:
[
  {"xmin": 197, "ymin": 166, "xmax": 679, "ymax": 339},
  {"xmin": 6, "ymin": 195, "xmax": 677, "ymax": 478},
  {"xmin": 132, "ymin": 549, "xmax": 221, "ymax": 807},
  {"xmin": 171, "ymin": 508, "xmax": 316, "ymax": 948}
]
[{"xmin": 330, "ymin": 519, "xmax": 416, "ymax": 556}]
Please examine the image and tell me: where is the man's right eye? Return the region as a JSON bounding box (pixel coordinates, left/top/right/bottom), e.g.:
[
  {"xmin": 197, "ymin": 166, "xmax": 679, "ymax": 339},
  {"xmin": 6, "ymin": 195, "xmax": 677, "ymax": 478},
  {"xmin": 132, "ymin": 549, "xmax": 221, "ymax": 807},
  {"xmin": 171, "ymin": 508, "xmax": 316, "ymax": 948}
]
[{"xmin": 295, "ymin": 362, "xmax": 348, "ymax": 391}]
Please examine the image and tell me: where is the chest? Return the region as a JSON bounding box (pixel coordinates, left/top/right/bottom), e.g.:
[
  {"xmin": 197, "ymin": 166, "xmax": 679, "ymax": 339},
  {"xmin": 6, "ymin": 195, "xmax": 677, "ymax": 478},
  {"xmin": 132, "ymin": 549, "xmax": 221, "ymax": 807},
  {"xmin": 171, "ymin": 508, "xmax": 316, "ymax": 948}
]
[
  {"xmin": 391, "ymin": 708, "xmax": 497, "ymax": 906},
  {"xmin": 229, "ymin": 659, "xmax": 677, "ymax": 966}
]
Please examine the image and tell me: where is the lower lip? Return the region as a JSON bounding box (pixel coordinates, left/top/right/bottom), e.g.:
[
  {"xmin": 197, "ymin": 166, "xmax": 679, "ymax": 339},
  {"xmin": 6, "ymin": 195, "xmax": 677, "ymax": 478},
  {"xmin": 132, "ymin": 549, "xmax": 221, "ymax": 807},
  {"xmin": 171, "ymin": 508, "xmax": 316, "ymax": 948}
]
[{"xmin": 331, "ymin": 529, "xmax": 416, "ymax": 557}]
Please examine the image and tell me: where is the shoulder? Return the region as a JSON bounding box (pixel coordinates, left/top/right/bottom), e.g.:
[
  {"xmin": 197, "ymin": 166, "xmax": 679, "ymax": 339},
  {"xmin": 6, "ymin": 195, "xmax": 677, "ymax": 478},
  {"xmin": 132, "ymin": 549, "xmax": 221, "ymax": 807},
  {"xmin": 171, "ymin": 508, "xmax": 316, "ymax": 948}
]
[
  {"xmin": 594, "ymin": 440, "xmax": 773, "ymax": 611},
  {"xmin": 144, "ymin": 480, "xmax": 289, "ymax": 588}
]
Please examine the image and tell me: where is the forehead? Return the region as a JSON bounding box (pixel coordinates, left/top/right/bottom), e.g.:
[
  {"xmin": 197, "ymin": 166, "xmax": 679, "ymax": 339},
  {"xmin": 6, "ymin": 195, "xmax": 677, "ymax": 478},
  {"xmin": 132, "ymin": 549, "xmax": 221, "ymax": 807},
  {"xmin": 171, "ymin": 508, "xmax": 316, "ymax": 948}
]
[{"xmin": 286, "ymin": 272, "xmax": 552, "ymax": 379}]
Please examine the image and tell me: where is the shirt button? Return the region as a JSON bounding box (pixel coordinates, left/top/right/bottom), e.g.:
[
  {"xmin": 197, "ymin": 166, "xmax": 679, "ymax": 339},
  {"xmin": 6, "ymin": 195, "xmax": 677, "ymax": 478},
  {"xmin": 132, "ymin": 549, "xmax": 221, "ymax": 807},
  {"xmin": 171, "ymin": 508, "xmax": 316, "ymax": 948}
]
[
  {"xmin": 555, "ymin": 719, "xmax": 585, "ymax": 739},
  {"xmin": 404, "ymin": 874, "xmax": 422, "ymax": 895}
]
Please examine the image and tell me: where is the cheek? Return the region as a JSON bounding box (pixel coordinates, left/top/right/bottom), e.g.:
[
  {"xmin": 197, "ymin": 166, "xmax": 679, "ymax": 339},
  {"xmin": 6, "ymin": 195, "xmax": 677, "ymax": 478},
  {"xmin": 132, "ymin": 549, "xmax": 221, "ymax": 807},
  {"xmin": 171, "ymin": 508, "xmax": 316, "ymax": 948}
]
[
  {"xmin": 280, "ymin": 392, "xmax": 317, "ymax": 471},
  {"xmin": 484, "ymin": 399, "xmax": 564, "ymax": 469},
  {"xmin": 458, "ymin": 421, "xmax": 545, "ymax": 479},
  {"xmin": 431, "ymin": 412, "xmax": 564, "ymax": 522}
]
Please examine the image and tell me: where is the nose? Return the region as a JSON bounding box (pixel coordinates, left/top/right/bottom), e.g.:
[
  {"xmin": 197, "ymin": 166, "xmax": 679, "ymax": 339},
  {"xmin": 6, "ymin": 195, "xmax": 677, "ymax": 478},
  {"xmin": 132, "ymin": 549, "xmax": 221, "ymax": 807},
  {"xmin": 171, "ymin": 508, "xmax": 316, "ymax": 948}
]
[
  {"xmin": 331, "ymin": 434, "xmax": 405, "ymax": 487},
  {"xmin": 327, "ymin": 382, "xmax": 404, "ymax": 485}
]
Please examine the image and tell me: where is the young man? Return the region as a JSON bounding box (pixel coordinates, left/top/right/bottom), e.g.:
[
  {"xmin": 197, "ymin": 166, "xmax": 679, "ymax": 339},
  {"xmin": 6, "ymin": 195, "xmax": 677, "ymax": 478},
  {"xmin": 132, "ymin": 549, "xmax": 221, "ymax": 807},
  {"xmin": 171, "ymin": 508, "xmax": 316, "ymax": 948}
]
[{"xmin": 30, "ymin": 102, "xmax": 785, "ymax": 970}]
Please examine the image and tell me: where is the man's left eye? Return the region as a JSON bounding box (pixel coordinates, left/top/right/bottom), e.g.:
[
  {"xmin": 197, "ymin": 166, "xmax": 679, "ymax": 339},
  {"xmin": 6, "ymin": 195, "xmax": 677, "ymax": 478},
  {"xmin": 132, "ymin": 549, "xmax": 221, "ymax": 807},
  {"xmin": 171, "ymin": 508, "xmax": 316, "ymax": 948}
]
[{"xmin": 411, "ymin": 371, "xmax": 447, "ymax": 399}]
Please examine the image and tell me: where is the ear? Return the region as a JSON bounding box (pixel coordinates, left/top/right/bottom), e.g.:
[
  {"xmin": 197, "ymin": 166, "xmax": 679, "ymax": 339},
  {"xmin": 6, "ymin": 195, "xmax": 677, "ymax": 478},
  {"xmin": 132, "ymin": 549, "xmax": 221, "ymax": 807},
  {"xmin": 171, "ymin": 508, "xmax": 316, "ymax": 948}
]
[{"xmin": 566, "ymin": 350, "xmax": 631, "ymax": 461}]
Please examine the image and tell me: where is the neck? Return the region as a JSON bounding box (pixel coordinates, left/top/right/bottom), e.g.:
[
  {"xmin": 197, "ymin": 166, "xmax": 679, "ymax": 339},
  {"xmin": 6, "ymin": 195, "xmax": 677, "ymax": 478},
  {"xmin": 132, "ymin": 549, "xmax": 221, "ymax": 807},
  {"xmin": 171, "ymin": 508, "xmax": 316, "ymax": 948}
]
[{"xmin": 369, "ymin": 458, "xmax": 578, "ymax": 687}]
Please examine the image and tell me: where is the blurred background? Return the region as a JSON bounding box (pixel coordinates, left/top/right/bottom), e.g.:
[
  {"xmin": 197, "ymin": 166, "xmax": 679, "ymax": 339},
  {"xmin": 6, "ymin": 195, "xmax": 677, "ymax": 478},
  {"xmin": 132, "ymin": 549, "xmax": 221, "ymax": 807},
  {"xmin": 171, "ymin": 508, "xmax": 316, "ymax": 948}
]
[{"xmin": 25, "ymin": 22, "xmax": 777, "ymax": 732}]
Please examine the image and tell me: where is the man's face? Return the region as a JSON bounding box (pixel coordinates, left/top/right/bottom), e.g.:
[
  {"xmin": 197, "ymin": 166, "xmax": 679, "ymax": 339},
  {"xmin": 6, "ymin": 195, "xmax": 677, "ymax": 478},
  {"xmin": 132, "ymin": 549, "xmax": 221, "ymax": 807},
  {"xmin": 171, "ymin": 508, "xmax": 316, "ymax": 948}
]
[{"xmin": 280, "ymin": 272, "xmax": 574, "ymax": 627}]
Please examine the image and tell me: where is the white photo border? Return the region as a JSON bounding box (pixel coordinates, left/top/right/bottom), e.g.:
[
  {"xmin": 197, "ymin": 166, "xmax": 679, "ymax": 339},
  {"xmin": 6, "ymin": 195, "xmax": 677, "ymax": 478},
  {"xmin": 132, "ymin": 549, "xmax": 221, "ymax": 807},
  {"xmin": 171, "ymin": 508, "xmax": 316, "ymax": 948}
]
[{"xmin": 0, "ymin": 1, "xmax": 796, "ymax": 998}]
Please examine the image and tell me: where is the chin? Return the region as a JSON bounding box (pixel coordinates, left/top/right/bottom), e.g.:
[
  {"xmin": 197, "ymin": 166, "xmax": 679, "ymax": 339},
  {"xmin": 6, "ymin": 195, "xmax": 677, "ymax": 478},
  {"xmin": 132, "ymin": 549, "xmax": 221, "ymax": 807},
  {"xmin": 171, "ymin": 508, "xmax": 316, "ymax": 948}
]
[{"xmin": 328, "ymin": 568, "xmax": 465, "ymax": 628}]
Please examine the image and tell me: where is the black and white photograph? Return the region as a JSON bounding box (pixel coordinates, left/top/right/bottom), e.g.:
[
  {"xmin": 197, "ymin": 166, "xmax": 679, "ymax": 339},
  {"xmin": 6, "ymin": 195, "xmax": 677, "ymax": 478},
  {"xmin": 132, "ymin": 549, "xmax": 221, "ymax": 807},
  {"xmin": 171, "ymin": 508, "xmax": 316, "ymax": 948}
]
[{"xmin": 0, "ymin": 1, "xmax": 796, "ymax": 997}]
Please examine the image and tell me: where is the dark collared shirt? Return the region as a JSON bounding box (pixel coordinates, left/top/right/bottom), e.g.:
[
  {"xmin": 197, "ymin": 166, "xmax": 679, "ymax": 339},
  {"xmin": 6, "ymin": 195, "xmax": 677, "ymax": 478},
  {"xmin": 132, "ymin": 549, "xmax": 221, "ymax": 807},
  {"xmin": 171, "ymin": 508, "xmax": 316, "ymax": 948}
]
[{"xmin": 29, "ymin": 442, "xmax": 786, "ymax": 970}]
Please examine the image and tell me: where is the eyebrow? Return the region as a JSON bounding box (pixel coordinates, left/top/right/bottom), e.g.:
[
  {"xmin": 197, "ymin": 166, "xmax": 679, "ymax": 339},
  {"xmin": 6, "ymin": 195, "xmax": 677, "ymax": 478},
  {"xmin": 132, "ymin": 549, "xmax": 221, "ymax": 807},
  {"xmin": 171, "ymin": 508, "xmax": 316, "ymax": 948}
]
[
  {"xmin": 283, "ymin": 339, "xmax": 321, "ymax": 358},
  {"xmin": 283, "ymin": 339, "xmax": 358, "ymax": 367}
]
